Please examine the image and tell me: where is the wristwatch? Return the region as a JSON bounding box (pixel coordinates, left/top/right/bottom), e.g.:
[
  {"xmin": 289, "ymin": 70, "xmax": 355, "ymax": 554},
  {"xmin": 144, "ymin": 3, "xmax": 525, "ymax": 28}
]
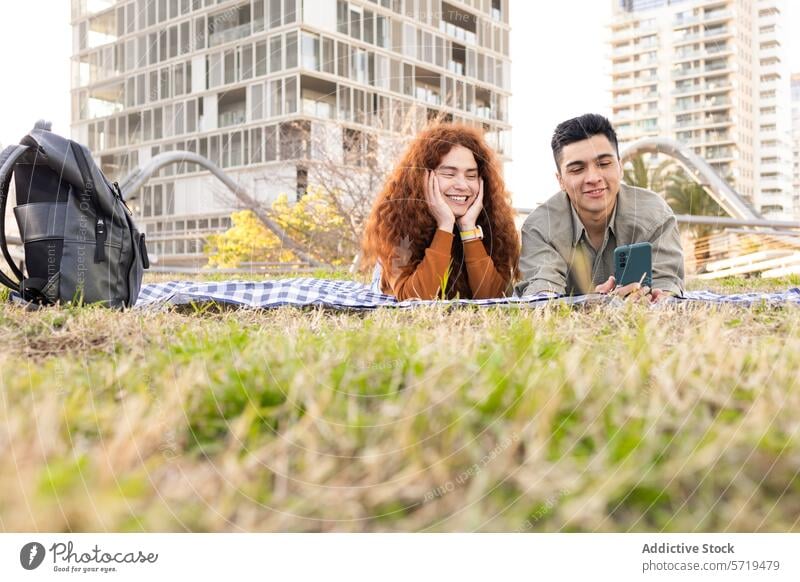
[{"xmin": 459, "ymin": 225, "xmax": 484, "ymax": 242}]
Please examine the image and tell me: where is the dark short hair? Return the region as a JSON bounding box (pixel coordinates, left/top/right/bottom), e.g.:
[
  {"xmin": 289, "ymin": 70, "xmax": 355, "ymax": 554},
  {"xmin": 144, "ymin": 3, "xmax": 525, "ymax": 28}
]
[{"xmin": 551, "ymin": 113, "xmax": 619, "ymax": 172}]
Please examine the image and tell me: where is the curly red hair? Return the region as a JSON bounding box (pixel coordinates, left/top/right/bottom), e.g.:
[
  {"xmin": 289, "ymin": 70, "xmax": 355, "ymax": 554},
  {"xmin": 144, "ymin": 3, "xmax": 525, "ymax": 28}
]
[{"xmin": 362, "ymin": 123, "xmax": 520, "ymax": 298}]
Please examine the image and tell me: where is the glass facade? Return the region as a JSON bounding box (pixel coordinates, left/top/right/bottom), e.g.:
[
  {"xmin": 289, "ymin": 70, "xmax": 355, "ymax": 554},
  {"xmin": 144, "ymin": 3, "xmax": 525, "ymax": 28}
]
[
  {"xmin": 70, "ymin": 0, "xmax": 511, "ymax": 264},
  {"xmin": 618, "ymin": 0, "xmax": 689, "ymax": 13}
]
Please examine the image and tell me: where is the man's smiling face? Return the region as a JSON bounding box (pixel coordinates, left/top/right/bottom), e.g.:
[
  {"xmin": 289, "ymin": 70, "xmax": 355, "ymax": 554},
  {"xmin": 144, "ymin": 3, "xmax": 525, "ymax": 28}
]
[{"xmin": 556, "ymin": 134, "xmax": 622, "ymax": 222}]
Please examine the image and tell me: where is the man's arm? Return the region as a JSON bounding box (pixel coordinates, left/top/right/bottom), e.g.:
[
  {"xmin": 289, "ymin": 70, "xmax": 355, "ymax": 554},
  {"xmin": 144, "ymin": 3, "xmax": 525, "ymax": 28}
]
[
  {"xmin": 647, "ymin": 214, "xmax": 685, "ymax": 296},
  {"xmin": 514, "ymin": 223, "xmax": 569, "ymax": 297}
]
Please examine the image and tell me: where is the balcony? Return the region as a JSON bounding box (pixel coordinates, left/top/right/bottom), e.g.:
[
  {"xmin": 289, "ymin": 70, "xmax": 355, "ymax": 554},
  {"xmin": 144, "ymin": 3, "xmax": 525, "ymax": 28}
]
[
  {"xmin": 704, "ymin": 27, "xmax": 730, "ymax": 39},
  {"xmin": 612, "ymin": 43, "xmax": 634, "ymax": 56},
  {"xmin": 707, "ymin": 97, "xmax": 731, "ymax": 108},
  {"xmin": 674, "ymin": 50, "xmax": 705, "ymax": 62},
  {"xmin": 210, "ymin": 21, "xmax": 252, "ymax": 47},
  {"xmin": 612, "ymin": 24, "xmax": 658, "ymax": 42},
  {"xmin": 674, "ymin": 114, "xmax": 732, "ymax": 129},
  {"xmin": 613, "ymin": 88, "xmax": 658, "ymax": 103},
  {"xmin": 703, "ymin": 9, "xmax": 733, "ymax": 24},
  {"xmin": 86, "ymin": 82, "xmax": 124, "ymax": 119},
  {"xmin": 707, "ymin": 43, "xmax": 732, "ymax": 55},
  {"xmin": 674, "ymin": 99, "xmax": 729, "ymax": 112},
  {"xmin": 440, "ymin": 2, "xmax": 477, "ymax": 45},
  {"xmin": 72, "ymin": 0, "xmax": 115, "ymax": 19},
  {"xmin": 633, "ymin": 109, "xmax": 660, "ymax": 122},
  {"xmin": 219, "ymin": 109, "xmax": 246, "ymax": 127},
  {"xmin": 704, "ymin": 60, "xmax": 729, "ymax": 73},
  {"xmin": 676, "ymin": 45, "xmax": 731, "ymax": 62},
  {"xmin": 704, "ymin": 128, "xmax": 732, "ymax": 139},
  {"xmin": 707, "ymin": 79, "xmax": 733, "ymax": 91},
  {"xmin": 673, "ymin": 14, "xmax": 701, "ymax": 27},
  {"xmin": 447, "ymin": 61, "xmax": 465, "ymax": 75},
  {"xmin": 615, "ymin": 75, "xmax": 659, "ymax": 90},
  {"xmin": 302, "ymin": 99, "xmax": 334, "ymax": 119},
  {"xmin": 706, "ymin": 148, "xmax": 735, "ymax": 160},
  {"xmin": 300, "ymin": 76, "xmax": 336, "ymax": 120},
  {"xmin": 218, "ymin": 87, "xmax": 246, "ymax": 127},
  {"xmin": 675, "ymin": 27, "xmax": 730, "ymax": 45},
  {"xmin": 613, "ymin": 39, "xmax": 659, "ymax": 57},
  {"xmin": 86, "ymin": 9, "xmax": 117, "ymax": 49},
  {"xmin": 672, "ymin": 80, "xmax": 734, "ymax": 96},
  {"xmin": 475, "ymin": 106, "xmax": 495, "ymax": 120},
  {"xmin": 758, "ymin": 145, "xmax": 783, "ymax": 158},
  {"xmin": 759, "ymin": 160, "xmax": 788, "ymax": 173},
  {"xmin": 613, "ymin": 60, "xmax": 656, "ymax": 75},
  {"xmin": 758, "ymin": 178, "xmax": 791, "ymax": 192},
  {"xmin": 415, "ymin": 67, "xmax": 442, "ymax": 106},
  {"xmin": 672, "ymin": 67, "xmax": 703, "ymax": 79},
  {"xmin": 209, "ymin": 3, "xmax": 252, "ymax": 47},
  {"xmin": 705, "ymin": 114, "xmax": 733, "ymax": 125},
  {"xmin": 759, "ymin": 63, "xmax": 784, "ymax": 79}
]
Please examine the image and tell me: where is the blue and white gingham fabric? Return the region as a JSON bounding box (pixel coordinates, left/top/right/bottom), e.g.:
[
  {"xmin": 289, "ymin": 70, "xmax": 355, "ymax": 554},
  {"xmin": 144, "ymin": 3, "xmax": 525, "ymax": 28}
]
[{"xmin": 134, "ymin": 278, "xmax": 800, "ymax": 310}]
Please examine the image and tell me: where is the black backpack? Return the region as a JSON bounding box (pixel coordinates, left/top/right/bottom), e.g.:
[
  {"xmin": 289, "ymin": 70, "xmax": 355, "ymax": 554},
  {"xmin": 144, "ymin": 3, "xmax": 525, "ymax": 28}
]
[{"xmin": 0, "ymin": 122, "xmax": 149, "ymax": 307}]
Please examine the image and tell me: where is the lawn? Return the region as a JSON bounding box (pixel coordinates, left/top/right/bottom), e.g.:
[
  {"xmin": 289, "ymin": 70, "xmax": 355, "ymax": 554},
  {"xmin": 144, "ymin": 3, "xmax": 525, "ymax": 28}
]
[{"xmin": 0, "ymin": 274, "xmax": 799, "ymax": 532}]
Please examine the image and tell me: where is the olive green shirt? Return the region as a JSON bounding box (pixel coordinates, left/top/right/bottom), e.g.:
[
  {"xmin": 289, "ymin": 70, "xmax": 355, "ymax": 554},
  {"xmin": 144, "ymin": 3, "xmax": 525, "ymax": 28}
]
[{"xmin": 515, "ymin": 183, "xmax": 685, "ymax": 296}]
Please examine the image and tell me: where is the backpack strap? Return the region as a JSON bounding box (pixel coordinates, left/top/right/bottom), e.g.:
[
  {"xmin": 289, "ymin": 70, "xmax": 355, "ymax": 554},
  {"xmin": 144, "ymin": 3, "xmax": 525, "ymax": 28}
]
[{"xmin": 0, "ymin": 144, "xmax": 29, "ymax": 290}]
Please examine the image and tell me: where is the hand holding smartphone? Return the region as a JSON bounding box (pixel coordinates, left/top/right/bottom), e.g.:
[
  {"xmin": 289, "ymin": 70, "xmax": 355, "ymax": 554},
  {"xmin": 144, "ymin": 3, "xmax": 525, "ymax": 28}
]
[{"xmin": 614, "ymin": 242, "xmax": 652, "ymax": 289}]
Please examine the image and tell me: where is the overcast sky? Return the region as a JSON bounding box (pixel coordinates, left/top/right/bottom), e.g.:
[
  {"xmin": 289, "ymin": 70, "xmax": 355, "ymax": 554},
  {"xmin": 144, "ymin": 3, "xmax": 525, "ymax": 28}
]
[{"xmin": 1, "ymin": 0, "xmax": 798, "ymax": 208}]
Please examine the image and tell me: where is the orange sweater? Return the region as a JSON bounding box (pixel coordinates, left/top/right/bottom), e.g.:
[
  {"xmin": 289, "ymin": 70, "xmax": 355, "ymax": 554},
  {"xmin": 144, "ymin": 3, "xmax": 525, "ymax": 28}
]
[{"xmin": 381, "ymin": 229, "xmax": 508, "ymax": 300}]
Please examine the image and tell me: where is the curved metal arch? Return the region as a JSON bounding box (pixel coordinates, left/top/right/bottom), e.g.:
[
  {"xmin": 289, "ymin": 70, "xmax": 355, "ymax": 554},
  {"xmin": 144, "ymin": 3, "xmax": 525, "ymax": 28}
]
[
  {"xmin": 118, "ymin": 151, "xmax": 323, "ymax": 267},
  {"xmin": 620, "ymin": 137, "xmax": 760, "ymax": 220}
]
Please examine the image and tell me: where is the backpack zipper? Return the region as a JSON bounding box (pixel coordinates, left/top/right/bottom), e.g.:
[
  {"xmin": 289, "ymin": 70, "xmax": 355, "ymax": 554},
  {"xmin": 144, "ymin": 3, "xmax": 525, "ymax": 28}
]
[
  {"xmin": 112, "ymin": 181, "xmax": 133, "ymax": 216},
  {"xmin": 70, "ymin": 142, "xmax": 106, "ymax": 263}
]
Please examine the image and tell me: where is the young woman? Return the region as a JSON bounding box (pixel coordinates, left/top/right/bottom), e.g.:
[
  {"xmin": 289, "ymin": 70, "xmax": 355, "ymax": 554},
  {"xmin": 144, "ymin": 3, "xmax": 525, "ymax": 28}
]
[{"xmin": 362, "ymin": 124, "xmax": 519, "ymax": 300}]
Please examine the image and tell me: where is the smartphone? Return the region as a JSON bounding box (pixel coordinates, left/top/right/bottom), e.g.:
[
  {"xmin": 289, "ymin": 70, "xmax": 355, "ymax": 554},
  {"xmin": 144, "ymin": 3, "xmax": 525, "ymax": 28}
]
[{"xmin": 614, "ymin": 242, "xmax": 652, "ymax": 288}]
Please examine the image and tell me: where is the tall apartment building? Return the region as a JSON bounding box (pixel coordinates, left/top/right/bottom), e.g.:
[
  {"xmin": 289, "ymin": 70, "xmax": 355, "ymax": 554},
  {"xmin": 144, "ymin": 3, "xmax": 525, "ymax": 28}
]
[
  {"xmin": 70, "ymin": 0, "xmax": 511, "ymax": 265},
  {"xmin": 610, "ymin": 0, "xmax": 795, "ymax": 219}
]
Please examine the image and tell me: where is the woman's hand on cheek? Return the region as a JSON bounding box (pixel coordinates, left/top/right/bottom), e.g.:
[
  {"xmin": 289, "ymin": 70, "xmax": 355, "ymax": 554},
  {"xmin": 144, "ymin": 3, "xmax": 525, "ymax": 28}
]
[
  {"xmin": 425, "ymin": 170, "xmax": 456, "ymax": 231},
  {"xmin": 458, "ymin": 178, "xmax": 484, "ymax": 231}
]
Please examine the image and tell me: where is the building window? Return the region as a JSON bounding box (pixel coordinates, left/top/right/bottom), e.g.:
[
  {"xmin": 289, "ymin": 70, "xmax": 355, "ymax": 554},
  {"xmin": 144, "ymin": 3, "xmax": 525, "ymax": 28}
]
[
  {"xmin": 269, "ymin": 79, "xmax": 282, "ymax": 116},
  {"xmin": 250, "ymin": 127, "xmax": 263, "ymax": 163},
  {"xmin": 284, "ymin": 0, "xmax": 296, "ymax": 23},
  {"xmin": 253, "ymin": 0, "xmax": 265, "ymax": 31},
  {"xmin": 285, "ymin": 76, "xmax": 298, "ymax": 114},
  {"xmin": 269, "ymin": 0, "xmax": 282, "ymax": 28},
  {"xmin": 349, "ymin": 4, "xmax": 362, "ymax": 40},
  {"xmin": 256, "ymin": 40, "xmax": 267, "ymax": 76},
  {"xmin": 265, "ymin": 124, "xmax": 277, "ymax": 161},
  {"xmin": 337, "ymin": 0, "xmax": 348, "ymax": 34},
  {"xmin": 279, "ymin": 120, "xmax": 309, "ymax": 160},
  {"xmin": 241, "ymin": 44, "xmax": 253, "ymax": 80},
  {"xmin": 338, "ymin": 84, "xmax": 351, "ymax": 120},
  {"xmin": 250, "ymin": 83, "xmax": 264, "ymax": 120},
  {"xmin": 302, "ymin": 32, "xmax": 320, "ymax": 71},
  {"xmin": 322, "ymin": 37, "xmax": 335, "ymax": 74},
  {"xmin": 337, "ymin": 41, "xmax": 349, "ymax": 78},
  {"xmin": 296, "ymin": 165, "xmax": 308, "ymax": 198},
  {"xmin": 269, "ymin": 35, "xmax": 282, "ymax": 73},
  {"xmin": 286, "ymin": 31, "xmax": 298, "ymax": 68}
]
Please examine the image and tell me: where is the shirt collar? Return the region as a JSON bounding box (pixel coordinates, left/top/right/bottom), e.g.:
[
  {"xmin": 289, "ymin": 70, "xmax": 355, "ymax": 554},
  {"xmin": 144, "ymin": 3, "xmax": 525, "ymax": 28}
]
[{"xmin": 568, "ymin": 190, "xmax": 620, "ymax": 247}]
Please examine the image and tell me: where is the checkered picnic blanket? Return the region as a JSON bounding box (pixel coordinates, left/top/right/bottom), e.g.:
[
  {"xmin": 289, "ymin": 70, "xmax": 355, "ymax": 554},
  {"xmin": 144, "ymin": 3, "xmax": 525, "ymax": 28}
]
[{"xmin": 134, "ymin": 278, "xmax": 800, "ymax": 310}]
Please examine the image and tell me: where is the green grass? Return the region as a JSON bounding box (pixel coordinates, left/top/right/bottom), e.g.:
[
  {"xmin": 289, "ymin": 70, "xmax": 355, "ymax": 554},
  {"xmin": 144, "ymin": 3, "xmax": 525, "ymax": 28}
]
[{"xmin": 1, "ymin": 275, "xmax": 800, "ymax": 532}]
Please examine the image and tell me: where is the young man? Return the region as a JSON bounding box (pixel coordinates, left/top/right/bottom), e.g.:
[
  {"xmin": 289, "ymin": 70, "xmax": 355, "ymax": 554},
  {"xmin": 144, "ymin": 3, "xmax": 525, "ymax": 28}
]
[{"xmin": 515, "ymin": 113, "xmax": 685, "ymax": 301}]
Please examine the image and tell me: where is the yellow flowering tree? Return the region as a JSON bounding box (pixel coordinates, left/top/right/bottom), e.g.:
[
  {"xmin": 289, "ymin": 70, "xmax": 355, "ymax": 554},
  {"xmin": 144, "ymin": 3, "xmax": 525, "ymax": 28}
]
[
  {"xmin": 204, "ymin": 186, "xmax": 357, "ymax": 268},
  {"xmin": 204, "ymin": 210, "xmax": 295, "ymax": 268},
  {"xmin": 270, "ymin": 186, "xmax": 356, "ymax": 266}
]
